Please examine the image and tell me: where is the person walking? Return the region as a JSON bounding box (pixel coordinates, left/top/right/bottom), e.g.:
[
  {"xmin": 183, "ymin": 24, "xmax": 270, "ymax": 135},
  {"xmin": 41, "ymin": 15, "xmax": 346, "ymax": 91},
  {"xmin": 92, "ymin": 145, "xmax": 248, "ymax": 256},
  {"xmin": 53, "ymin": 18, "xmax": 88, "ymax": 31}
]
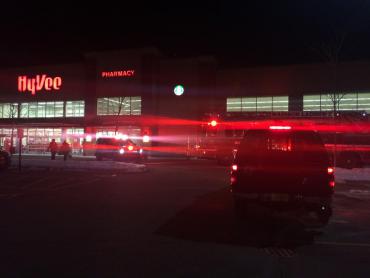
[
  {"xmin": 47, "ymin": 139, "xmax": 58, "ymax": 160},
  {"xmin": 82, "ymin": 139, "xmax": 87, "ymax": 156},
  {"xmin": 61, "ymin": 140, "xmax": 71, "ymax": 161}
]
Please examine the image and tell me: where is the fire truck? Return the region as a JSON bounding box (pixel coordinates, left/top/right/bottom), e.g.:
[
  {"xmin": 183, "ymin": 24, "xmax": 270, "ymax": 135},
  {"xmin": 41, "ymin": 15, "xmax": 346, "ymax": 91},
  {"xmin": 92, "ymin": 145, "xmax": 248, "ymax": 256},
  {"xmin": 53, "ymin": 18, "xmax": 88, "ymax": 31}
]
[
  {"xmin": 189, "ymin": 113, "xmax": 244, "ymax": 165},
  {"xmin": 189, "ymin": 111, "xmax": 370, "ymax": 168}
]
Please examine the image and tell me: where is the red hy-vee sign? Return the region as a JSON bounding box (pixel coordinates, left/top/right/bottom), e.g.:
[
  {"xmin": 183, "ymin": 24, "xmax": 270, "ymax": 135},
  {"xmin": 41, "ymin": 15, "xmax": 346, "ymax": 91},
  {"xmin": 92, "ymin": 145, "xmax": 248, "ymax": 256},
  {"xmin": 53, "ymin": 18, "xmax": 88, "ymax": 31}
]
[{"xmin": 18, "ymin": 75, "xmax": 62, "ymax": 95}]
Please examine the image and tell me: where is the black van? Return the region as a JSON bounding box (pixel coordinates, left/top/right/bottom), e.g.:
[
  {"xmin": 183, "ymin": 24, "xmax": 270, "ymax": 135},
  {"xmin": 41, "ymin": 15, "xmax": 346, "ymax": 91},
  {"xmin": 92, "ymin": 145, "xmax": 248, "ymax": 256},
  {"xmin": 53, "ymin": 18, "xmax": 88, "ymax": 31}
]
[{"xmin": 230, "ymin": 126, "xmax": 334, "ymax": 227}]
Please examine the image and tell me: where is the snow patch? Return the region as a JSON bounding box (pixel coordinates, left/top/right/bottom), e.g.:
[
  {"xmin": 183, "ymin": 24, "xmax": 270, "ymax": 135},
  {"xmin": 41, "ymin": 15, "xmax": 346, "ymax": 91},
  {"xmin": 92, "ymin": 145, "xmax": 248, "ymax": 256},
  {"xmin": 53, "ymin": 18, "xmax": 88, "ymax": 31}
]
[{"xmin": 335, "ymin": 167, "xmax": 370, "ymax": 183}]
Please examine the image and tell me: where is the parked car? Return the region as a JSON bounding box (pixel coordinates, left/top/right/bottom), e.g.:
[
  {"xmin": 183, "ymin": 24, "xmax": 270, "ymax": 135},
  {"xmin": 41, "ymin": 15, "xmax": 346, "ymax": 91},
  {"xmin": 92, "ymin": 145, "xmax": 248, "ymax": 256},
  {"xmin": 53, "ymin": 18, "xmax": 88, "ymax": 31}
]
[
  {"xmin": 95, "ymin": 137, "xmax": 147, "ymax": 162},
  {"xmin": 230, "ymin": 126, "xmax": 334, "ymax": 228},
  {"xmin": 0, "ymin": 149, "xmax": 11, "ymax": 170}
]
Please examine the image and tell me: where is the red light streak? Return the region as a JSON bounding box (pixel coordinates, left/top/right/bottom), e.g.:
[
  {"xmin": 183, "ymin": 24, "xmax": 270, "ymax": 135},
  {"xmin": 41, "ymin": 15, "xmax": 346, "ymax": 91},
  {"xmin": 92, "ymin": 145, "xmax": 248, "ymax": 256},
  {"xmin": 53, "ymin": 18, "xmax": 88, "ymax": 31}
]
[
  {"xmin": 325, "ymin": 144, "xmax": 370, "ymax": 152},
  {"xmin": 327, "ymin": 167, "xmax": 334, "ymax": 174},
  {"xmin": 28, "ymin": 116, "xmax": 370, "ymax": 159},
  {"xmin": 96, "ymin": 115, "xmax": 370, "ymax": 133},
  {"xmin": 138, "ymin": 115, "xmax": 203, "ymax": 126},
  {"xmin": 215, "ymin": 118, "xmax": 370, "ymax": 134}
]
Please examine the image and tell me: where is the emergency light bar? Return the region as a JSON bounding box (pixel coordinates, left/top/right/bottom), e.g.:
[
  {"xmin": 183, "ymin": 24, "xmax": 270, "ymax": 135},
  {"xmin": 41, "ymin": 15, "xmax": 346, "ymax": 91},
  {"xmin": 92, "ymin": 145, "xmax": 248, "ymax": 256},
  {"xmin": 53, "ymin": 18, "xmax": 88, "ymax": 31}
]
[
  {"xmin": 269, "ymin": 126, "xmax": 292, "ymax": 130},
  {"xmin": 143, "ymin": 135, "xmax": 150, "ymax": 143},
  {"xmin": 210, "ymin": 120, "xmax": 217, "ymax": 127}
]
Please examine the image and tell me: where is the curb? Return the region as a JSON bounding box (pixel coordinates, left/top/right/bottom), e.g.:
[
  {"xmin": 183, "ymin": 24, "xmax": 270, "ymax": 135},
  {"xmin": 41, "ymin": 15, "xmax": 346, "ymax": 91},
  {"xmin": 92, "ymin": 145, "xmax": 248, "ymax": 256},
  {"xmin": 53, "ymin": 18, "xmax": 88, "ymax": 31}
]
[{"xmin": 10, "ymin": 159, "xmax": 148, "ymax": 173}]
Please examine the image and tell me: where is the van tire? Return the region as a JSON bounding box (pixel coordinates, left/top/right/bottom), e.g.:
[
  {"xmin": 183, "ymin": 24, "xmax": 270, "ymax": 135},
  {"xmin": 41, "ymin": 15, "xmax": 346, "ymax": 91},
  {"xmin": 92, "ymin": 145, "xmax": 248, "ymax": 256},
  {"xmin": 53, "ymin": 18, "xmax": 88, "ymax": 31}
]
[{"xmin": 234, "ymin": 199, "xmax": 249, "ymax": 219}]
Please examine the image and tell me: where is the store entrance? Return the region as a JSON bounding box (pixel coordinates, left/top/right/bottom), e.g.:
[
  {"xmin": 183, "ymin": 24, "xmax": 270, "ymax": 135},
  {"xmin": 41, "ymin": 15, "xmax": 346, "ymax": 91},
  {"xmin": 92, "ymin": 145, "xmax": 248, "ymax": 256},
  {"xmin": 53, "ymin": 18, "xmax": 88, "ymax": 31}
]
[
  {"xmin": 0, "ymin": 128, "xmax": 20, "ymax": 153},
  {"xmin": 23, "ymin": 128, "xmax": 63, "ymax": 153},
  {"xmin": 65, "ymin": 128, "xmax": 84, "ymax": 155}
]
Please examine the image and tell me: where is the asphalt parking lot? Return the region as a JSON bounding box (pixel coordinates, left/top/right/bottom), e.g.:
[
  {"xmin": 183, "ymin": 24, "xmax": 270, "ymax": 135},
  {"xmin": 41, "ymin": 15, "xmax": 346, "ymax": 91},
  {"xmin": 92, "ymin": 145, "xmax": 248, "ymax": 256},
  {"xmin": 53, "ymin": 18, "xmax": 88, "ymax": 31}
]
[{"xmin": 0, "ymin": 159, "xmax": 370, "ymax": 277}]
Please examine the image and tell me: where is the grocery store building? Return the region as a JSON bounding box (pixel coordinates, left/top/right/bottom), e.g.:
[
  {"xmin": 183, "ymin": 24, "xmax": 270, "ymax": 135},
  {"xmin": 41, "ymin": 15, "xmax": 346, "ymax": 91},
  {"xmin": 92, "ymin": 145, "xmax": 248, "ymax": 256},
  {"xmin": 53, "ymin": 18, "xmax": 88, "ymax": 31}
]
[{"xmin": 0, "ymin": 48, "xmax": 370, "ymax": 154}]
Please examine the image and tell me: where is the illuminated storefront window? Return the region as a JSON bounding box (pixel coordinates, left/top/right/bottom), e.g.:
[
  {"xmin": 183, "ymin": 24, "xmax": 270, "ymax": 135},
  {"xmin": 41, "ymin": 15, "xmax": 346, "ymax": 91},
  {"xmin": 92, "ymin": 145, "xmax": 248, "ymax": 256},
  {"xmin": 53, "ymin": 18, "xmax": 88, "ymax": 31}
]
[
  {"xmin": 320, "ymin": 94, "xmax": 334, "ymax": 111},
  {"xmin": 339, "ymin": 93, "xmax": 358, "ymax": 111},
  {"xmin": 226, "ymin": 98, "xmax": 242, "ymax": 112},
  {"xmin": 227, "ymin": 96, "xmax": 288, "ymax": 112},
  {"xmin": 97, "ymin": 97, "xmax": 141, "ymax": 116},
  {"xmin": 0, "ymin": 128, "xmax": 18, "ymax": 150},
  {"xmin": 66, "ymin": 101, "xmax": 85, "ymax": 117},
  {"xmin": 272, "ymin": 96, "xmax": 290, "ymax": 111},
  {"xmin": 20, "ymin": 101, "xmax": 64, "ymax": 118},
  {"xmin": 242, "ymin": 97, "xmax": 257, "ymax": 111},
  {"xmin": 0, "ymin": 103, "xmax": 19, "ymax": 118},
  {"xmin": 1, "ymin": 101, "xmax": 85, "ymax": 118},
  {"xmin": 303, "ymin": 95, "xmax": 321, "ymax": 111},
  {"xmin": 22, "ymin": 128, "xmax": 63, "ymax": 153},
  {"xmin": 66, "ymin": 128, "xmax": 85, "ymax": 154},
  {"xmin": 0, "ymin": 127, "xmax": 86, "ymax": 154},
  {"xmin": 66, "ymin": 128, "xmax": 84, "ymax": 135},
  {"xmin": 303, "ymin": 92, "xmax": 370, "ymax": 112},
  {"xmin": 130, "ymin": 97, "xmax": 141, "ymax": 115},
  {"xmin": 357, "ymin": 93, "xmax": 370, "ymax": 112},
  {"xmin": 257, "ymin": 97, "xmax": 273, "ymax": 111}
]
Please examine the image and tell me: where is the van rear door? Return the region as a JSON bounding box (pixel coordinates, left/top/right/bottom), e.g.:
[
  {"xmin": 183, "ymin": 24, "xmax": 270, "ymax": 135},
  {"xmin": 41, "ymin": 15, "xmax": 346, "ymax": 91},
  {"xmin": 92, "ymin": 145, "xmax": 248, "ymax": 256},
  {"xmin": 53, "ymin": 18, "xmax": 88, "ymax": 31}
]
[{"xmin": 235, "ymin": 130, "xmax": 331, "ymax": 196}]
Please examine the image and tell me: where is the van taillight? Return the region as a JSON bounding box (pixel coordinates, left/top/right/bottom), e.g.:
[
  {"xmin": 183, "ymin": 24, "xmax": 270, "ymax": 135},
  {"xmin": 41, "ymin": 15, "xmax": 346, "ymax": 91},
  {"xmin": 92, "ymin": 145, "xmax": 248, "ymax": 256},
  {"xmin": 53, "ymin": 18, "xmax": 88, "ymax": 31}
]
[
  {"xmin": 328, "ymin": 167, "xmax": 335, "ymax": 188},
  {"xmin": 230, "ymin": 176, "xmax": 237, "ymax": 185},
  {"xmin": 231, "ymin": 164, "xmax": 238, "ymax": 186}
]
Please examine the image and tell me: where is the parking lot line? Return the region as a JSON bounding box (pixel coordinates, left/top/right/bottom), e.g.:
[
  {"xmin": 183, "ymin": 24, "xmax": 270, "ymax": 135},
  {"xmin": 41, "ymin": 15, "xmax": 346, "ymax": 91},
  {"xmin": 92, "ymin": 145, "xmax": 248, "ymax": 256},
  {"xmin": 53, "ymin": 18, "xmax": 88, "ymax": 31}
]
[
  {"xmin": 49, "ymin": 177, "xmax": 101, "ymax": 191},
  {"xmin": 20, "ymin": 177, "xmax": 50, "ymax": 189},
  {"xmin": 262, "ymin": 247, "xmax": 296, "ymax": 257}
]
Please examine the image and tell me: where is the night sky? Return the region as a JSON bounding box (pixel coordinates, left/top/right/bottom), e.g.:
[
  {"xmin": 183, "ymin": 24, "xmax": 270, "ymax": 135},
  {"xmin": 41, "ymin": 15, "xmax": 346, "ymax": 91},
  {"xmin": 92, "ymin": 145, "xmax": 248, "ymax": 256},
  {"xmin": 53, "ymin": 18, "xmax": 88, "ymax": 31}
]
[{"xmin": 1, "ymin": 1, "xmax": 370, "ymax": 68}]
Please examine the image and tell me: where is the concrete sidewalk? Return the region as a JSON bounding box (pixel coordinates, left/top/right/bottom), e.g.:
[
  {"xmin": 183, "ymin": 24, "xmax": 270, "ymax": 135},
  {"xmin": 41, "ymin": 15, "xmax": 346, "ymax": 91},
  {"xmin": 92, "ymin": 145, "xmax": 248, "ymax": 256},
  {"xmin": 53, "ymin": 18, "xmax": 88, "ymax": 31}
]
[
  {"xmin": 11, "ymin": 153, "xmax": 96, "ymax": 160},
  {"xmin": 11, "ymin": 152, "xmax": 192, "ymax": 162},
  {"xmin": 11, "ymin": 157, "xmax": 147, "ymax": 173}
]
